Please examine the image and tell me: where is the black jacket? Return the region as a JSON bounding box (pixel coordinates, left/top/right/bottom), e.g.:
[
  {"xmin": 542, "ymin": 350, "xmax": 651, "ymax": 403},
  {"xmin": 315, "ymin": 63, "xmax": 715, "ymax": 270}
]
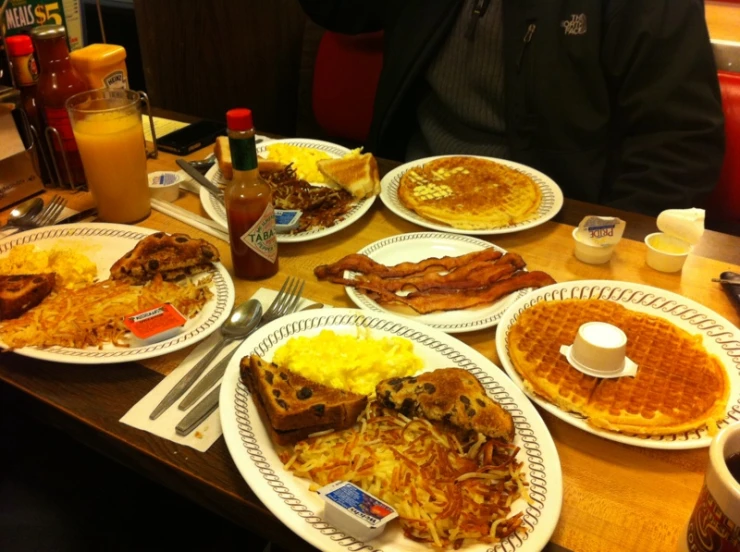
[{"xmin": 299, "ymin": 0, "xmax": 725, "ymax": 215}]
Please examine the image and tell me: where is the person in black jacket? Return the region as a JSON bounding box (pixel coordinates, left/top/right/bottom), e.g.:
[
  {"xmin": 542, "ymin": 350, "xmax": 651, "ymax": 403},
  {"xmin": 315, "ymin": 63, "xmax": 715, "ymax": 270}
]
[{"xmin": 298, "ymin": 0, "xmax": 725, "ymax": 216}]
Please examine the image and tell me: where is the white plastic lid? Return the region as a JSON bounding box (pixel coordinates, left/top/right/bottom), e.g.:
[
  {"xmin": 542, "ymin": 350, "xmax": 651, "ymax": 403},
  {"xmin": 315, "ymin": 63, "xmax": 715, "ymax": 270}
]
[{"xmin": 656, "ymin": 208, "xmax": 705, "ymax": 245}]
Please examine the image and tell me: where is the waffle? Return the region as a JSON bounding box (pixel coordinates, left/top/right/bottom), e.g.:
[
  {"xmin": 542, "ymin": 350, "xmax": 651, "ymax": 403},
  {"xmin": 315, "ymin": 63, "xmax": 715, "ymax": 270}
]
[
  {"xmin": 398, "ymin": 157, "xmax": 541, "ymax": 229},
  {"xmin": 507, "ymin": 299, "xmax": 729, "ymax": 436}
]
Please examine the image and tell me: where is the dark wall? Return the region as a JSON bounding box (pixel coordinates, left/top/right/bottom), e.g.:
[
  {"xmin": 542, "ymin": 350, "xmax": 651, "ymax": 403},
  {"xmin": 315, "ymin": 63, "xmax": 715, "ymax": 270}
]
[{"xmin": 133, "ymin": 0, "xmax": 306, "ymax": 134}]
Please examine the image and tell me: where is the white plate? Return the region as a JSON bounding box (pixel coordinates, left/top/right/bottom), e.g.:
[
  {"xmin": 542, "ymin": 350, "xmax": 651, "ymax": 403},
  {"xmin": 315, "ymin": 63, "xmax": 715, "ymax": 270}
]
[
  {"xmin": 344, "ymin": 232, "xmax": 533, "ymax": 333},
  {"xmin": 200, "ymin": 138, "xmax": 376, "ymax": 243},
  {"xmin": 0, "ymin": 223, "xmax": 235, "ymax": 364},
  {"xmin": 380, "ymin": 155, "xmax": 563, "ymax": 235},
  {"xmin": 495, "ymin": 280, "xmax": 740, "ymax": 449},
  {"xmin": 220, "ymin": 308, "xmax": 562, "ymax": 552}
]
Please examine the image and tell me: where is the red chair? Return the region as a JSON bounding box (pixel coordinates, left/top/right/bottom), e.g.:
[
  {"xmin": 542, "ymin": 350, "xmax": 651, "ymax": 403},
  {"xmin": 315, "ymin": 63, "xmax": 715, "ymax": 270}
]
[
  {"xmin": 311, "ymin": 31, "xmax": 384, "ymax": 144},
  {"xmin": 706, "ymin": 71, "xmax": 740, "ymax": 226}
]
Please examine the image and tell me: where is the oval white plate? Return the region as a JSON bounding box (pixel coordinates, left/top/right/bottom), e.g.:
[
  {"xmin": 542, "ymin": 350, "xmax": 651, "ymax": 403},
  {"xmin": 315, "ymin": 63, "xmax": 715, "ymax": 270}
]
[
  {"xmin": 201, "ymin": 138, "xmax": 376, "ymax": 243},
  {"xmin": 220, "ymin": 308, "xmax": 562, "ymax": 552},
  {"xmin": 0, "ymin": 223, "xmax": 235, "ymax": 364},
  {"xmin": 495, "ymin": 280, "xmax": 740, "ymax": 449},
  {"xmin": 344, "ymin": 232, "xmax": 533, "ymax": 333},
  {"xmin": 380, "ymin": 155, "xmax": 563, "ymax": 235}
]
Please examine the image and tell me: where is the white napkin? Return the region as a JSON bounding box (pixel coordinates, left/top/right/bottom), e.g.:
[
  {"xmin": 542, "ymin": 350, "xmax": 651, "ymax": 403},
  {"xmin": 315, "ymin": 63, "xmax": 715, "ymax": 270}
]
[{"xmin": 120, "ymin": 287, "xmax": 326, "ymax": 452}]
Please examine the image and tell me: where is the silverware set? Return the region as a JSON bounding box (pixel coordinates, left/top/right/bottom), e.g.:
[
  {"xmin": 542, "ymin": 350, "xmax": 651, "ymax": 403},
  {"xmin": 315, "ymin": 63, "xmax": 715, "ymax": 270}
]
[
  {"xmin": 1, "ymin": 195, "xmax": 67, "ymax": 232},
  {"xmin": 148, "ymin": 276, "xmax": 308, "ymax": 436}
]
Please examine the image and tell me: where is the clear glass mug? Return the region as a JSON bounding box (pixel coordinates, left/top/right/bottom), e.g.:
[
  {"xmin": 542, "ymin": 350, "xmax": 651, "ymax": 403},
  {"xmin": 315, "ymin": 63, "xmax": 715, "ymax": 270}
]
[{"xmin": 66, "ymin": 89, "xmax": 151, "ymax": 223}]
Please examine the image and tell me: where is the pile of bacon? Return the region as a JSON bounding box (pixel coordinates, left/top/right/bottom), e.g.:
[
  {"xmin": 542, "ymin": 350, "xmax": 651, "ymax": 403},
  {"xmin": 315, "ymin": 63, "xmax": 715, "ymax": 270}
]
[
  {"xmin": 260, "ymin": 164, "xmax": 354, "ymax": 233},
  {"xmin": 314, "ymin": 248, "xmax": 555, "ymax": 314}
]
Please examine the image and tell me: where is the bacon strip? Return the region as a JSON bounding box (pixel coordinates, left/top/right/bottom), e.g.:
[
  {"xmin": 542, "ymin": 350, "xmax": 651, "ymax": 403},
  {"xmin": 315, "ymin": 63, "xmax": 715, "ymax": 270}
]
[
  {"xmin": 362, "ymin": 271, "xmax": 556, "ymax": 314},
  {"xmin": 314, "ymin": 248, "xmax": 503, "ymax": 280},
  {"xmin": 356, "ymin": 262, "xmax": 517, "ymax": 293}
]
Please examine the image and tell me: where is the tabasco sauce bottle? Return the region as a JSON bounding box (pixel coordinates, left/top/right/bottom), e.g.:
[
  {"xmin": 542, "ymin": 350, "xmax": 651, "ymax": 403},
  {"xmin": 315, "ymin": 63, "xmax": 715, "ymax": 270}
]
[{"xmin": 224, "ymin": 108, "xmax": 279, "ymax": 279}]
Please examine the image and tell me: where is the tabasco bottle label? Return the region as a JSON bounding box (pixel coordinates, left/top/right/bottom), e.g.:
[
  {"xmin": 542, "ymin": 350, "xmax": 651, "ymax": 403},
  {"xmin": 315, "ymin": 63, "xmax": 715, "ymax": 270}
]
[{"xmin": 240, "ymin": 203, "xmax": 277, "ymax": 263}]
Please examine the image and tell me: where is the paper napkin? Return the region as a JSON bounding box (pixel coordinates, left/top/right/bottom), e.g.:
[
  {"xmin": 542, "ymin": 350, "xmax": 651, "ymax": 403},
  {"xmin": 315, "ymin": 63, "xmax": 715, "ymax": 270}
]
[{"xmin": 120, "ymin": 287, "xmax": 326, "ymax": 452}]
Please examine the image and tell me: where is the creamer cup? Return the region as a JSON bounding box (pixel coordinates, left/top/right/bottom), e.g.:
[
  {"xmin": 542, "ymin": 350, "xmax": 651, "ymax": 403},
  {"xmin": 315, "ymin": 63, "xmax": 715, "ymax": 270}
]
[
  {"xmin": 645, "ymin": 232, "xmax": 693, "ymax": 273},
  {"xmin": 572, "ymin": 216, "xmax": 626, "ymax": 264}
]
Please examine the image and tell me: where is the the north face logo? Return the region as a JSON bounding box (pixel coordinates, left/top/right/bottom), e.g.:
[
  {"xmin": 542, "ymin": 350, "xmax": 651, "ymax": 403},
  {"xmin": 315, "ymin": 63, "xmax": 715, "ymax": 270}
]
[{"xmin": 561, "ymin": 14, "xmax": 587, "ymax": 35}]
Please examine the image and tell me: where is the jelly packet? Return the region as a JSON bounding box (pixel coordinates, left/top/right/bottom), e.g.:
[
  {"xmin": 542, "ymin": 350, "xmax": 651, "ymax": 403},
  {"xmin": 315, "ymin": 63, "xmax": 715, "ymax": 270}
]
[
  {"xmin": 318, "ymin": 481, "xmax": 398, "ymax": 541},
  {"xmin": 123, "ymin": 303, "xmax": 187, "ymax": 343}
]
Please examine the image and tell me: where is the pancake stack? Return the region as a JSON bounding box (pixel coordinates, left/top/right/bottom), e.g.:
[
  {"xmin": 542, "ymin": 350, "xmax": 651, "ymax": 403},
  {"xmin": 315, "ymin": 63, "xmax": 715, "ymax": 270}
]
[
  {"xmin": 398, "ymin": 156, "xmax": 541, "ymax": 229},
  {"xmin": 507, "ymin": 299, "xmax": 729, "ymax": 435}
]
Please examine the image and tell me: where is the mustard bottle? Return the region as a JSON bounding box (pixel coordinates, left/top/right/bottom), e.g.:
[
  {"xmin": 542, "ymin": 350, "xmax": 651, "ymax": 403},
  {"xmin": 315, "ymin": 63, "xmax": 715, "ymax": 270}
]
[{"xmin": 69, "ymin": 43, "xmax": 128, "ymax": 89}]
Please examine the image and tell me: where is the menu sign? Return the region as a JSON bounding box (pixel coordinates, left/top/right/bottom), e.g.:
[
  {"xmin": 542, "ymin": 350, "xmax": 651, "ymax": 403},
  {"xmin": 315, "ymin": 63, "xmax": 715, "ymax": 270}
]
[{"xmin": 2, "ymin": 0, "xmax": 84, "ymax": 51}]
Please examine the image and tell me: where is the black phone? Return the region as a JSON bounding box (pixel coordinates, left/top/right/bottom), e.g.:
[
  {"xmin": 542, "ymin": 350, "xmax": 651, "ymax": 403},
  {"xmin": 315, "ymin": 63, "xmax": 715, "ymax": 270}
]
[
  {"xmin": 720, "ymin": 271, "xmax": 740, "ymax": 314},
  {"xmin": 157, "ymin": 120, "xmax": 226, "ymax": 155}
]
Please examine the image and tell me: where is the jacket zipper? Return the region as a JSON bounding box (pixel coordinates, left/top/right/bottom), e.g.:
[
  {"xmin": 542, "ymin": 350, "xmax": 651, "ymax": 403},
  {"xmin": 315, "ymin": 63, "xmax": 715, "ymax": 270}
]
[
  {"xmin": 465, "ymin": 0, "xmax": 492, "ymax": 39},
  {"xmin": 516, "ymin": 22, "xmax": 537, "ymax": 73}
]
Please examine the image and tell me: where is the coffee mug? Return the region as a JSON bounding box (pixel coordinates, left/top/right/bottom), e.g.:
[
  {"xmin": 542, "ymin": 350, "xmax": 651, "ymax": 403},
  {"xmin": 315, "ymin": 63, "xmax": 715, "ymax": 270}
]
[{"xmin": 682, "ymin": 423, "xmax": 740, "ymax": 551}]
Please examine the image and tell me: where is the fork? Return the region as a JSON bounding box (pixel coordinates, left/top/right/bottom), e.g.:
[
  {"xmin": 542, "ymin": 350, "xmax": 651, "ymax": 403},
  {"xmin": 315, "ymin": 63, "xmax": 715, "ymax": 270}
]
[
  {"xmin": 176, "ymin": 276, "xmax": 305, "ymax": 412},
  {"xmin": 28, "ymin": 195, "xmax": 67, "ymax": 228},
  {"xmin": 174, "ymin": 277, "xmax": 306, "ymax": 436}
]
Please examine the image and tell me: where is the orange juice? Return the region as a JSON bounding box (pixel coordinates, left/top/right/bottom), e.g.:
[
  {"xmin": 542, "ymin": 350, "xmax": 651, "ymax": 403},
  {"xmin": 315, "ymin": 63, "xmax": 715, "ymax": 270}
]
[{"xmin": 72, "ymin": 107, "xmax": 150, "ymax": 223}]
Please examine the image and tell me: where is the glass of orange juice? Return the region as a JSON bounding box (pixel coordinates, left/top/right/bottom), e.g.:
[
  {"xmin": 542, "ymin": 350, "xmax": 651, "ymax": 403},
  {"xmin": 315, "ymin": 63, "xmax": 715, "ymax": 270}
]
[{"xmin": 66, "ymin": 89, "xmax": 151, "ymax": 223}]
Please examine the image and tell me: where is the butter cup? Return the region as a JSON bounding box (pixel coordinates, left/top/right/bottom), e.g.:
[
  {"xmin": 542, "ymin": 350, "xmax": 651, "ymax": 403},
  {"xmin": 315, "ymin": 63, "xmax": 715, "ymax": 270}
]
[
  {"xmin": 560, "ymin": 322, "xmax": 637, "ymax": 378},
  {"xmin": 572, "ymin": 228, "xmax": 616, "ymax": 264},
  {"xmin": 645, "ymin": 232, "xmax": 693, "ymax": 273}
]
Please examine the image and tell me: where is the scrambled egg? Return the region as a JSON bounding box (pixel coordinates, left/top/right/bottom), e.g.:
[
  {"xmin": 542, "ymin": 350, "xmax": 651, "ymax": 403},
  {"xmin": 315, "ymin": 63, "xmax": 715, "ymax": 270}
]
[
  {"xmin": 265, "ymin": 144, "xmax": 333, "ymax": 183},
  {"xmin": 0, "ymin": 244, "xmax": 97, "ymax": 290},
  {"xmin": 272, "ymin": 329, "xmax": 423, "ymax": 396}
]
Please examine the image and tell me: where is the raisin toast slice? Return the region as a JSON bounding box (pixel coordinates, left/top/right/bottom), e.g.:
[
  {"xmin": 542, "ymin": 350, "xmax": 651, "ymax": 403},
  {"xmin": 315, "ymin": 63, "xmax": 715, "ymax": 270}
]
[
  {"xmin": 110, "ymin": 232, "xmax": 219, "ymax": 283},
  {"xmin": 241, "ymin": 354, "xmax": 367, "ymax": 432},
  {"xmin": 0, "ymin": 273, "xmax": 56, "ymax": 320},
  {"xmin": 376, "ymin": 367, "xmax": 515, "ymax": 442}
]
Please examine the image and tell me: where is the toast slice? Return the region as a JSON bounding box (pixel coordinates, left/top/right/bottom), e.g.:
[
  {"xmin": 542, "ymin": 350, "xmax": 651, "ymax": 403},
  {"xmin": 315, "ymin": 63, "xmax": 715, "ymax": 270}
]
[
  {"xmin": 317, "ymin": 153, "xmax": 380, "ymax": 199},
  {"xmin": 214, "ymin": 136, "xmax": 233, "ymax": 180},
  {"xmin": 376, "ymin": 367, "xmax": 515, "ymax": 442},
  {"xmin": 241, "ymin": 354, "xmax": 368, "ymax": 439},
  {"xmin": 110, "ymin": 232, "xmax": 219, "ymax": 283},
  {"xmin": 0, "ymin": 273, "xmax": 56, "ymax": 320}
]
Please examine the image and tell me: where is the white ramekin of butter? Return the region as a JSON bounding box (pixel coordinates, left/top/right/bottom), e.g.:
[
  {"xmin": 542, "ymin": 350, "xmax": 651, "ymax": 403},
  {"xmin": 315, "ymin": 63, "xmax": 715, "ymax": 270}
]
[
  {"xmin": 572, "ymin": 216, "xmax": 626, "ymax": 264},
  {"xmin": 318, "ymin": 481, "xmax": 398, "ymax": 541},
  {"xmin": 645, "ymin": 208, "xmax": 705, "ymax": 273},
  {"xmin": 560, "ymin": 321, "xmax": 638, "ymax": 378},
  {"xmin": 148, "ymin": 171, "xmax": 182, "ymax": 202}
]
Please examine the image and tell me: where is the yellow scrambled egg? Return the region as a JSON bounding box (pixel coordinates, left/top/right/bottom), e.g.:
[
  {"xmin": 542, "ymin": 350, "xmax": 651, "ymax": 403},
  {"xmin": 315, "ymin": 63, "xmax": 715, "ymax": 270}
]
[
  {"xmin": 265, "ymin": 143, "xmax": 333, "ymax": 183},
  {"xmin": 0, "ymin": 244, "xmax": 97, "ymax": 290},
  {"xmin": 272, "ymin": 329, "xmax": 423, "ymax": 396}
]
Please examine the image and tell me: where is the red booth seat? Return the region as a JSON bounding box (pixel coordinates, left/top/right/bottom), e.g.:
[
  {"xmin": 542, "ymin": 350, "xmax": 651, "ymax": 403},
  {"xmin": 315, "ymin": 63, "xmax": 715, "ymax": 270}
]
[{"xmin": 312, "ymin": 31, "xmax": 384, "ymax": 144}]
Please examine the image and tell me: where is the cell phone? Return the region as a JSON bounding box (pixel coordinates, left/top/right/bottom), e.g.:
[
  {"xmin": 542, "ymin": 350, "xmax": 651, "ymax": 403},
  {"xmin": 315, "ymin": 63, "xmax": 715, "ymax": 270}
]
[
  {"xmin": 720, "ymin": 271, "xmax": 740, "ymax": 315},
  {"xmin": 157, "ymin": 120, "xmax": 226, "ymax": 155}
]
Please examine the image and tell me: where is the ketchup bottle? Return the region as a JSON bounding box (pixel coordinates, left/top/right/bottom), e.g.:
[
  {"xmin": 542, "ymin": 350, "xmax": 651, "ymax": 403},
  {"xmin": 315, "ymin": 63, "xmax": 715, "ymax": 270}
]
[
  {"xmin": 29, "ymin": 25, "xmax": 87, "ymax": 188},
  {"xmin": 224, "ymin": 108, "xmax": 279, "ymax": 279}
]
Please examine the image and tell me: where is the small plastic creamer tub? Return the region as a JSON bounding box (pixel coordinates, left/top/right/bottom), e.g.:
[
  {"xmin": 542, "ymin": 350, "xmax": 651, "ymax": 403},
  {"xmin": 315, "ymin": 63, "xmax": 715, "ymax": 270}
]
[{"xmin": 318, "ymin": 481, "xmax": 398, "ymax": 541}]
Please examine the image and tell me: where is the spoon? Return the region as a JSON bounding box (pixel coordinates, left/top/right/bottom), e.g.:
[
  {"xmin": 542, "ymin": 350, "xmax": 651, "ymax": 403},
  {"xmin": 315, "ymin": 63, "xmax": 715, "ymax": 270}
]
[
  {"xmin": 1, "ymin": 197, "xmax": 43, "ymax": 229},
  {"xmin": 150, "ymin": 299, "xmax": 263, "ymax": 420}
]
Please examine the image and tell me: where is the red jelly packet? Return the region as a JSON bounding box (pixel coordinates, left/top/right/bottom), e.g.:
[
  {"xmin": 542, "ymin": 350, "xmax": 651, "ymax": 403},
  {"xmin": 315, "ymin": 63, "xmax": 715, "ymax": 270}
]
[{"xmin": 123, "ymin": 303, "xmax": 187, "ymax": 340}]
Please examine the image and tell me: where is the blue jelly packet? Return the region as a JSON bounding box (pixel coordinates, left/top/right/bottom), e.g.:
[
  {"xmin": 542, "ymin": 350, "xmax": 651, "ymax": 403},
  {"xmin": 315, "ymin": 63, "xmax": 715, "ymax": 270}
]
[
  {"xmin": 318, "ymin": 481, "xmax": 398, "ymax": 541},
  {"xmin": 274, "ymin": 209, "xmax": 302, "ymax": 233}
]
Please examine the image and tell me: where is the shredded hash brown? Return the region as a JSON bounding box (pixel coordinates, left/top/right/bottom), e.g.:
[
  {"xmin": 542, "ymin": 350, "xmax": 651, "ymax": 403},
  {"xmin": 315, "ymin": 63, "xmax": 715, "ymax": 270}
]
[
  {"xmin": 0, "ymin": 274, "xmax": 213, "ymax": 349},
  {"xmin": 280, "ymin": 401, "xmax": 527, "ymax": 549}
]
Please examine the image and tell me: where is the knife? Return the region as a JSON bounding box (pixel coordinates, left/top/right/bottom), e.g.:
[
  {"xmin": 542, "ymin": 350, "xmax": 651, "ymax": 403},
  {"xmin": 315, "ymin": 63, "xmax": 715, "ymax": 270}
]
[
  {"xmin": 57, "ymin": 207, "xmax": 98, "ymax": 224},
  {"xmin": 175, "ymin": 386, "xmax": 220, "ymax": 436},
  {"xmin": 176, "ymin": 159, "xmax": 224, "ymax": 204},
  {"xmin": 177, "ymin": 347, "xmax": 240, "ymax": 410}
]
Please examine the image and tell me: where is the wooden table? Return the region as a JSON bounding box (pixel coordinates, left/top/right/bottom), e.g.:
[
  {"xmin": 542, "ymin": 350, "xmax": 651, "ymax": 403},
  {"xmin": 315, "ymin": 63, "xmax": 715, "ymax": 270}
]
[{"xmin": 2, "ymin": 146, "xmax": 739, "ymax": 552}]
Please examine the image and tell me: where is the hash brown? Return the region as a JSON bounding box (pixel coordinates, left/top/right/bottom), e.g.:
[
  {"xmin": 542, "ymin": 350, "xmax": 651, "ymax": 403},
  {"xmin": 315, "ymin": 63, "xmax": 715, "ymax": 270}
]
[
  {"xmin": 398, "ymin": 156, "xmax": 542, "ymax": 229},
  {"xmin": 507, "ymin": 299, "xmax": 730, "ymax": 436}
]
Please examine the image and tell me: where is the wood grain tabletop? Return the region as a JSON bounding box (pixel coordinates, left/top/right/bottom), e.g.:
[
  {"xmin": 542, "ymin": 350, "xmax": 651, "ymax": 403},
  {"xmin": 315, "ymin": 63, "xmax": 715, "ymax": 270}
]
[{"xmin": 1, "ymin": 145, "xmax": 739, "ymax": 552}]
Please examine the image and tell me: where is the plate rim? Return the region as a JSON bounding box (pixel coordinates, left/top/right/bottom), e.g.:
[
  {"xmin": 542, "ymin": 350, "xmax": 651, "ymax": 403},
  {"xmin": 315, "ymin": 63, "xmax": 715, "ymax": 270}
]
[
  {"xmin": 0, "ymin": 222, "xmax": 235, "ymax": 364},
  {"xmin": 495, "ymin": 279, "xmax": 740, "ymax": 450},
  {"xmin": 379, "ymin": 154, "xmax": 564, "ymax": 236},
  {"xmin": 220, "ymin": 307, "xmax": 563, "ymax": 552},
  {"xmin": 343, "ymin": 231, "xmax": 531, "ymax": 333},
  {"xmin": 200, "ymin": 138, "xmax": 377, "ymax": 243}
]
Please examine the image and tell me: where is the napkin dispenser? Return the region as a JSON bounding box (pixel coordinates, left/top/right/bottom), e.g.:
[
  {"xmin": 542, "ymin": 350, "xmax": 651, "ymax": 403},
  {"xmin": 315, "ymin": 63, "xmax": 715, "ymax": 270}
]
[{"xmin": 0, "ymin": 86, "xmax": 45, "ymax": 210}]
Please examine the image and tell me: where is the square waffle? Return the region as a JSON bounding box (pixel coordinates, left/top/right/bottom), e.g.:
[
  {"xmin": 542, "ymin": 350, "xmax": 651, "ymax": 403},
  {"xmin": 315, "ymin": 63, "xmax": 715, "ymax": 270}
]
[{"xmin": 507, "ymin": 299, "xmax": 729, "ymax": 435}]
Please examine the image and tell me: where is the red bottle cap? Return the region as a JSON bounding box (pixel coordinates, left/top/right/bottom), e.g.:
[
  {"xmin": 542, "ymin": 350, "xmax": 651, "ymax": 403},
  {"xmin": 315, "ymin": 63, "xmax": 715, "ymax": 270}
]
[
  {"xmin": 226, "ymin": 108, "xmax": 253, "ymax": 131},
  {"xmin": 6, "ymin": 35, "xmax": 34, "ymax": 57}
]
